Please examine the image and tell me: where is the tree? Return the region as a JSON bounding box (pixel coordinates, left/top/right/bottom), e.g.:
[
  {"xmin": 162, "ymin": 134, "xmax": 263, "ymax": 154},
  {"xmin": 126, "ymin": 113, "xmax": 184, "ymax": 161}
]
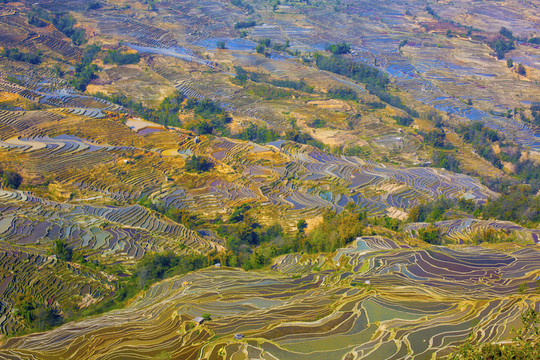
[
  {"xmin": 216, "ymin": 40, "xmax": 226, "ymax": 49},
  {"xmin": 234, "ymin": 66, "xmax": 248, "ymax": 85},
  {"xmin": 53, "ymin": 238, "xmax": 73, "ymax": 261},
  {"xmin": 1, "ymin": 169, "xmax": 23, "ymax": 189},
  {"xmin": 297, "ymin": 219, "xmax": 307, "ymax": 234},
  {"xmin": 517, "ymin": 63, "xmax": 526, "ymax": 76},
  {"xmin": 507, "ymin": 58, "xmax": 513, "ymax": 68}
]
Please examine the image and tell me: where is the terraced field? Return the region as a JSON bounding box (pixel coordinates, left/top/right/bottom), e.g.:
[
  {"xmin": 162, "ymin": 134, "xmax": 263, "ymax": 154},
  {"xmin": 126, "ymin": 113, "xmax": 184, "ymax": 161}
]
[
  {"xmin": 0, "ymin": 243, "xmax": 116, "ymax": 337},
  {"xmin": 0, "ymin": 102, "xmax": 495, "ymax": 227},
  {"xmin": 0, "ymin": 0, "xmax": 538, "ymax": 356},
  {"xmin": 0, "ymin": 189, "xmax": 224, "ymax": 262},
  {"xmin": 1, "ymin": 237, "xmax": 538, "ymax": 359}
]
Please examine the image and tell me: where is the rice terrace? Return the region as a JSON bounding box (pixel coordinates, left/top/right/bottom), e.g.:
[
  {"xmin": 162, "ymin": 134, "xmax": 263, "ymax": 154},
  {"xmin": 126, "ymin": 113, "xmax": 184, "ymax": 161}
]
[{"xmin": 0, "ymin": 0, "xmax": 539, "ymax": 359}]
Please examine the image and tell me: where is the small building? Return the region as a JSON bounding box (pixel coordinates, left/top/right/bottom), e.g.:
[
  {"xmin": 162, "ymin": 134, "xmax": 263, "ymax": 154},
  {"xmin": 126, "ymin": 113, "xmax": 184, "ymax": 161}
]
[
  {"xmin": 214, "ymin": 262, "xmax": 221, "ymax": 268},
  {"xmin": 234, "ymin": 334, "xmax": 244, "ymax": 340},
  {"xmin": 193, "ymin": 316, "xmax": 204, "ymax": 325}
]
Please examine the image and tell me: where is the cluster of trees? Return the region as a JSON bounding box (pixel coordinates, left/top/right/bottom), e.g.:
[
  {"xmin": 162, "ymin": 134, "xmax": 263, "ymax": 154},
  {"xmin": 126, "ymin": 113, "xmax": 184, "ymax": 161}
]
[
  {"xmin": 315, "ymin": 54, "xmax": 388, "ymax": 94},
  {"xmin": 231, "ymin": 0, "xmax": 254, "ymax": 14},
  {"xmin": 86, "ymin": 251, "xmax": 212, "ymax": 316},
  {"xmin": 308, "ymin": 118, "xmax": 326, "ymax": 128},
  {"xmin": 488, "ymin": 37, "xmax": 515, "ymax": 60},
  {"xmin": 52, "ymin": 238, "xmax": 73, "ymax": 261},
  {"xmin": 255, "ymin": 38, "xmax": 290, "ymax": 55},
  {"xmin": 393, "ymin": 115, "xmax": 414, "ymax": 127},
  {"xmin": 366, "ymin": 101, "xmax": 386, "ymax": 109},
  {"xmin": 248, "ymin": 82, "xmax": 296, "ymax": 100},
  {"xmin": 233, "ymin": 65, "xmax": 249, "ymax": 85},
  {"xmin": 71, "ymin": 45, "xmax": 101, "ymax": 91},
  {"xmin": 28, "ymin": 8, "xmax": 86, "ymax": 45},
  {"xmin": 217, "ymin": 40, "xmax": 227, "ymax": 49},
  {"xmin": 184, "ymin": 98, "xmax": 232, "ymax": 135},
  {"xmin": 499, "ymin": 27, "xmax": 515, "ymax": 40},
  {"xmin": 421, "ymin": 128, "xmax": 453, "ymax": 149},
  {"xmin": 481, "ymin": 185, "xmax": 540, "ymax": 224},
  {"xmin": 0, "ymin": 48, "xmax": 42, "ymax": 64},
  {"xmin": 314, "ymin": 54, "xmax": 418, "ymax": 117},
  {"xmin": 137, "ymin": 197, "xmax": 202, "ymax": 230},
  {"xmin": 152, "ymin": 90, "xmax": 185, "ymax": 127},
  {"xmin": 217, "ymin": 203, "xmax": 396, "ymax": 269},
  {"xmin": 417, "ymin": 225, "xmax": 442, "ymax": 245},
  {"xmin": 14, "ymin": 294, "xmax": 63, "ymax": 333},
  {"xmin": 269, "ymin": 78, "xmax": 314, "ymax": 93},
  {"xmin": 298, "ymin": 207, "xmax": 366, "ymax": 253},
  {"xmin": 342, "ymin": 145, "xmax": 372, "ymax": 157},
  {"xmin": 234, "ymin": 20, "xmax": 256, "ymax": 29},
  {"xmin": 409, "ymin": 185, "xmax": 540, "ymax": 227},
  {"xmin": 530, "ymin": 103, "xmax": 540, "ymax": 126},
  {"xmin": 457, "ymin": 122, "xmax": 503, "ymax": 168},
  {"xmin": 325, "ymin": 42, "xmax": 351, "ymax": 55},
  {"xmin": 235, "ymin": 123, "xmax": 280, "ymax": 143},
  {"xmin": 284, "ymin": 129, "xmax": 325, "ymax": 149},
  {"xmin": 184, "ymin": 155, "xmax": 214, "ymax": 173},
  {"xmin": 409, "ymin": 197, "xmax": 460, "ymax": 223},
  {"xmin": 135, "ymin": 252, "xmax": 212, "ymax": 289},
  {"xmin": 0, "ymin": 168, "xmax": 23, "ymax": 189},
  {"xmin": 87, "ymin": 1, "xmax": 102, "ymax": 10},
  {"xmin": 53, "ymin": 13, "xmax": 86, "ymax": 45},
  {"xmin": 71, "ymin": 62, "xmax": 98, "ymax": 91},
  {"xmin": 432, "ymin": 150, "xmax": 461, "ymax": 173},
  {"xmin": 327, "ymin": 87, "xmax": 357, "ymax": 101},
  {"xmin": 425, "ymin": 5, "xmax": 438, "ymax": 18},
  {"xmin": 103, "ymin": 50, "xmax": 140, "ymax": 65}
]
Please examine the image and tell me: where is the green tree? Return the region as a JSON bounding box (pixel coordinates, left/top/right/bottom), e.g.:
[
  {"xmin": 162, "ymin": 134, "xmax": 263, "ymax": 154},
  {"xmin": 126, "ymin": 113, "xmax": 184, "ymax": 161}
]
[
  {"xmin": 297, "ymin": 219, "xmax": 307, "ymax": 234},
  {"xmin": 53, "ymin": 238, "xmax": 73, "ymax": 261}
]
